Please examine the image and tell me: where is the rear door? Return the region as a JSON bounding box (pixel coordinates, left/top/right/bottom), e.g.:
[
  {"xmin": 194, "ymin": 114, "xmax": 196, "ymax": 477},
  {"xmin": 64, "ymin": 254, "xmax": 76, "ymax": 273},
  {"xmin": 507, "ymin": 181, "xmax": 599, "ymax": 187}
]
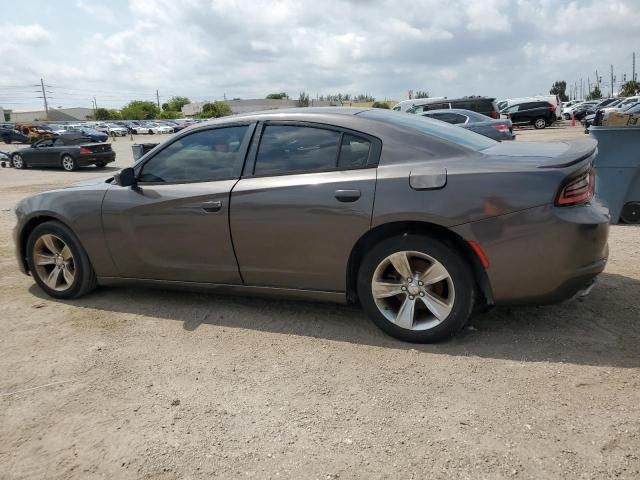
[{"xmin": 230, "ymin": 122, "xmax": 380, "ymax": 292}]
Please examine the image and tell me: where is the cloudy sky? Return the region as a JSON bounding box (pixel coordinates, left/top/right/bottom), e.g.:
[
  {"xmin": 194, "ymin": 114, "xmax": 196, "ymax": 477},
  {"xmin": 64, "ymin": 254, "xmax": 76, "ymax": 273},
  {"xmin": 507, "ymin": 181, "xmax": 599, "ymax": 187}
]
[{"xmin": 2, "ymin": 0, "xmax": 639, "ymax": 111}]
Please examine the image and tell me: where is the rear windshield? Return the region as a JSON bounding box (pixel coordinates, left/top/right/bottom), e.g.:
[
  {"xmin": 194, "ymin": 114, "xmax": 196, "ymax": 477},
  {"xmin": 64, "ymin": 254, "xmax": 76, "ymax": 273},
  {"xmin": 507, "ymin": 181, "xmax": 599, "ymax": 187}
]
[{"xmin": 359, "ymin": 109, "xmax": 496, "ymax": 151}]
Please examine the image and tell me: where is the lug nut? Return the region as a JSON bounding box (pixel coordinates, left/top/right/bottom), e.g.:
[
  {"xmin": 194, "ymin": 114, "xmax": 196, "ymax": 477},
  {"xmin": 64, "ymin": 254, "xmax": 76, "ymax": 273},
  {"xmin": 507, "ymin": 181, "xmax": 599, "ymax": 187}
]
[
  {"xmin": 407, "ymin": 278, "xmax": 412, "ymax": 282},
  {"xmin": 409, "ymin": 295, "xmax": 414, "ymax": 300},
  {"xmin": 401, "ymin": 286, "xmax": 407, "ymax": 291},
  {"xmin": 419, "ymin": 292, "xmax": 425, "ymax": 297},
  {"xmin": 418, "ymin": 281, "xmax": 423, "ymax": 286}
]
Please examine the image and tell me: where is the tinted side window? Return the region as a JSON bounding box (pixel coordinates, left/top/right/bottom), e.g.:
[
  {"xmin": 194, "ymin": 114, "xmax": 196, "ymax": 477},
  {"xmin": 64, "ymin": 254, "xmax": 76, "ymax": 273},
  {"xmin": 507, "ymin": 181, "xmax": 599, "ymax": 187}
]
[
  {"xmin": 254, "ymin": 125, "xmax": 340, "ymax": 176},
  {"xmin": 338, "ymin": 134, "xmax": 371, "ymax": 168},
  {"xmin": 139, "ymin": 126, "xmax": 249, "ymax": 183}
]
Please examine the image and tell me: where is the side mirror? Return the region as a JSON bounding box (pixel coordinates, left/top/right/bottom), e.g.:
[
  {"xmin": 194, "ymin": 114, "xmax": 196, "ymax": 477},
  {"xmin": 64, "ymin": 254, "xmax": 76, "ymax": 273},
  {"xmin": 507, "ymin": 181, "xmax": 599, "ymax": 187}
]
[{"xmin": 114, "ymin": 167, "xmax": 136, "ymax": 187}]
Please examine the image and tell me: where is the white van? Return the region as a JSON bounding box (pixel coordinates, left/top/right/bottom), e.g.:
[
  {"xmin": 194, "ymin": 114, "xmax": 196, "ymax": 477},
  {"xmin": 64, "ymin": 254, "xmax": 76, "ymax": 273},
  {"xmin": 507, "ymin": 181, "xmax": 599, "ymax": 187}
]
[
  {"xmin": 497, "ymin": 95, "xmax": 562, "ymax": 120},
  {"xmin": 392, "ymin": 97, "xmax": 449, "ymax": 112}
]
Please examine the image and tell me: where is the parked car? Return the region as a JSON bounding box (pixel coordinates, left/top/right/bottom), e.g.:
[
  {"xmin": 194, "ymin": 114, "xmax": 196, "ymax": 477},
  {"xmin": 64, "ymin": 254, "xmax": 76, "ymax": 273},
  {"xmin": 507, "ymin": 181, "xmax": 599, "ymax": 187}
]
[
  {"xmin": 419, "ymin": 108, "xmax": 514, "ymax": 141},
  {"xmin": 392, "ymin": 97, "xmax": 450, "ymax": 112},
  {"xmin": 60, "ymin": 128, "xmax": 108, "ymax": 143},
  {"xmin": 501, "ymin": 101, "xmax": 556, "ymax": 129},
  {"xmin": 104, "ymin": 123, "xmax": 128, "ymax": 137},
  {"xmin": 584, "ymin": 101, "xmax": 640, "ymax": 128},
  {"xmin": 497, "ymin": 95, "xmax": 563, "ymax": 120},
  {"xmin": 406, "ymin": 97, "xmax": 500, "ymax": 118},
  {"xmin": 1, "ymin": 126, "xmax": 29, "ymax": 144},
  {"xmin": 14, "ymin": 124, "xmax": 56, "ymax": 143},
  {"xmin": 12, "ymin": 108, "xmax": 609, "ymax": 343},
  {"xmin": 572, "ymin": 103, "xmax": 599, "ymax": 121},
  {"xmin": 10, "ymin": 135, "xmax": 115, "ymax": 171},
  {"xmin": 131, "ymin": 122, "xmax": 161, "ymax": 134},
  {"xmin": 562, "ymin": 100, "xmax": 599, "ymax": 119},
  {"xmin": 150, "ymin": 122, "xmax": 174, "ymax": 134}
]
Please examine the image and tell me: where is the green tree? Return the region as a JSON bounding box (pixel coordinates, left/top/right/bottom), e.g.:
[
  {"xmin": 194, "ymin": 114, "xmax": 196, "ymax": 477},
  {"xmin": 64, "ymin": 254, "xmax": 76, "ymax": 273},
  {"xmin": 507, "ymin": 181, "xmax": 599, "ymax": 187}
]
[
  {"xmin": 585, "ymin": 85, "xmax": 602, "ymax": 101},
  {"xmin": 120, "ymin": 100, "xmax": 160, "ymax": 120},
  {"xmin": 371, "ymin": 101, "xmax": 390, "ymax": 109},
  {"xmin": 415, "ymin": 90, "xmax": 430, "ymax": 99},
  {"xmin": 266, "ymin": 92, "xmax": 288, "ymax": 99},
  {"xmin": 620, "ymin": 80, "xmax": 640, "ymax": 96},
  {"xmin": 196, "ymin": 101, "xmax": 232, "ymax": 118},
  {"xmin": 550, "ymin": 80, "xmax": 569, "ymax": 102},
  {"xmin": 298, "ymin": 91, "xmax": 310, "ymax": 107},
  {"xmin": 158, "ymin": 110, "xmax": 182, "ymax": 119},
  {"xmin": 94, "ymin": 108, "xmax": 122, "ymax": 120},
  {"xmin": 165, "ymin": 96, "xmax": 191, "ymax": 113}
]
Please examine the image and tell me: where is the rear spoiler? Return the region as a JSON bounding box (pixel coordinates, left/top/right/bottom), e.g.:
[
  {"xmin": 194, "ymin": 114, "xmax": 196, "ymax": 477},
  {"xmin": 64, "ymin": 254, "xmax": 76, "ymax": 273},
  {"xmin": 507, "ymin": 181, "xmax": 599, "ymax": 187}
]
[{"xmin": 537, "ymin": 138, "xmax": 597, "ymax": 169}]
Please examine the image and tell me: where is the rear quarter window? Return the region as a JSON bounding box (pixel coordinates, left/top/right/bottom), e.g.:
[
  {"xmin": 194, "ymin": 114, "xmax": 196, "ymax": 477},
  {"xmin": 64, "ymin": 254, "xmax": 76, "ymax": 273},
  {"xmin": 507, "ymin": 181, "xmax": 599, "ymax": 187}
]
[{"xmin": 359, "ymin": 109, "xmax": 496, "ymax": 151}]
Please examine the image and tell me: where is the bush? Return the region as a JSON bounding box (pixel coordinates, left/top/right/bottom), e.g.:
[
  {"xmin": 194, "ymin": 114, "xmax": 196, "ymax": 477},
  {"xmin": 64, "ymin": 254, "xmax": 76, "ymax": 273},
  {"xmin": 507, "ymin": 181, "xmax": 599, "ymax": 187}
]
[
  {"xmin": 158, "ymin": 110, "xmax": 182, "ymax": 119},
  {"xmin": 371, "ymin": 101, "xmax": 390, "ymax": 109},
  {"xmin": 121, "ymin": 101, "xmax": 160, "ymax": 120},
  {"xmin": 196, "ymin": 101, "xmax": 232, "ymax": 119}
]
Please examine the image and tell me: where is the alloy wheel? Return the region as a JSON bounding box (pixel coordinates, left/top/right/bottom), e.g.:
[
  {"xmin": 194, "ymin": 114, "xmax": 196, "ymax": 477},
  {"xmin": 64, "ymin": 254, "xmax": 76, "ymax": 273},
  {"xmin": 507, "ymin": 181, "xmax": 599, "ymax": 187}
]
[
  {"xmin": 371, "ymin": 250, "xmax": 455, "ymax": 331},
  {"xmin": 534, "ymin": 118, "xmax": 546, "ymax": 129},
  {"xmin": 33, "ymin": 234, "xmax": 76, "ymax": 291},
  {"xmin": 62, "ymin": 156, "xmax": 75, "ymax": 171},
  {"xmin": 12, "ymin": 154, "xmax": 24, "ymax": 169}
]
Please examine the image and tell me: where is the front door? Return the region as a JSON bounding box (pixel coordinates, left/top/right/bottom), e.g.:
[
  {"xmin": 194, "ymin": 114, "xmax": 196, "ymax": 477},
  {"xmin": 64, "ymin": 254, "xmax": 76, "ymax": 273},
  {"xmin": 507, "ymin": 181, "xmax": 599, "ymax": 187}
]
[
  {"xmin": 230, "ymin": 123, "xmax": 379, "ymax": 292},
  {"xmin": 102, "ymin": 124, "xmax": 254, "ymax": 284}
]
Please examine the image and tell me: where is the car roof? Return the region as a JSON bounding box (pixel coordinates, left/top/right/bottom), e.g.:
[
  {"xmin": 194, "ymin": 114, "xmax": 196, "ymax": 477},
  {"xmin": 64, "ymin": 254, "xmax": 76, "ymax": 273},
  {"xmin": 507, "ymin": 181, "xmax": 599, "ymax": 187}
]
[{"xmin": 421, "ymin": 108, "xmax": 489, "ymax": 120}]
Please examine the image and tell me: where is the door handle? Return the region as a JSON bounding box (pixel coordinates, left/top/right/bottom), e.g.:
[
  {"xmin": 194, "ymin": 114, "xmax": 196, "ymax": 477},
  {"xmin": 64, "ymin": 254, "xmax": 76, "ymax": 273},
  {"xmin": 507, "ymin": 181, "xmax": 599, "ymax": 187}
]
[
  {"xmin": 202, "ymin": 200, "xmax": 222, "ymax": 212},
  {"xmin": 335, "ymin": 189, "xmax": 361, "ymax": 202}
]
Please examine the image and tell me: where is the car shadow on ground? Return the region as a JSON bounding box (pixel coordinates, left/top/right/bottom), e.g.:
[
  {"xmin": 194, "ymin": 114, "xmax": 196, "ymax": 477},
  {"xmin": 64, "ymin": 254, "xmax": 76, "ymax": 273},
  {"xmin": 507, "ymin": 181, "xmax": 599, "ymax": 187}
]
[{"xmin": 30, "ymin": 272, "xmax": 639, "ymax": 368}]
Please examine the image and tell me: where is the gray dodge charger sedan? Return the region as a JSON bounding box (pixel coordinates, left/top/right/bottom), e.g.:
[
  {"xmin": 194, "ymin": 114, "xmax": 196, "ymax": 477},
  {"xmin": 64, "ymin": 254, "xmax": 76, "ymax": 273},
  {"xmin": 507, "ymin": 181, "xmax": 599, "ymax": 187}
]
[{"xmin": 13, "ymin": 108, "xmax": 609, "ymax": 343}]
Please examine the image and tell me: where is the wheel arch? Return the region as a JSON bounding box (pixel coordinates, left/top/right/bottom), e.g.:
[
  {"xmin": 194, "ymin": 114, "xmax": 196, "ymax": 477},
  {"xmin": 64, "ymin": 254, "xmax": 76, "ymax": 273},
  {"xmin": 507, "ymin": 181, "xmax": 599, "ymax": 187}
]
[{"xmin": 346, "ymin": 221, "xmax": 494, "ymax": 307}]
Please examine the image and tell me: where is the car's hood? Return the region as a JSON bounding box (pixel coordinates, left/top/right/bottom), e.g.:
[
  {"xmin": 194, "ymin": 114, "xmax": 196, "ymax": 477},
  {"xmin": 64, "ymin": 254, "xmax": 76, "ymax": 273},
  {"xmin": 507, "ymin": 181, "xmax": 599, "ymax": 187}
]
[{"xmin": 67, "ymin": 175, "xmax": 113, "ymax": 187}]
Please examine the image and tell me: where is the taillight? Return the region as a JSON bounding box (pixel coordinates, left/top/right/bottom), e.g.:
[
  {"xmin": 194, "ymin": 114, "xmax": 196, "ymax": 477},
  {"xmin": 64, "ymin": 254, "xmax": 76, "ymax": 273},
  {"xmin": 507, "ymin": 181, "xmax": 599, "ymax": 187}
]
[
  {"xmin": 79, "ymin": 147, "xmax": 92, "ymax": 155},
  {"xmin": 491, "ymin": 111, "xmax": 499, "ymax": 119},
  {"xmin": 555, "ymin": 170, "xmax": 595, "ymax": 206},
  {"xmin": 491, "ymin": 124, "xmax": 510, "ymax": 133},
  {"xmin": 549, "ymin": 104, "xmax": 556, "ymax": 112}
]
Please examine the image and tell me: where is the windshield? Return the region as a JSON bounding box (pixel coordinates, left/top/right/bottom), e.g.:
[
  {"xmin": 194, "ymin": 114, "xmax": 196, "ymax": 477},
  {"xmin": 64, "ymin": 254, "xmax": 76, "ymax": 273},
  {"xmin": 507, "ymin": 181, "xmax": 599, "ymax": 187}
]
[{"xmin": 359, "ymin": 109, "xmax": 496, "ymax": 151}]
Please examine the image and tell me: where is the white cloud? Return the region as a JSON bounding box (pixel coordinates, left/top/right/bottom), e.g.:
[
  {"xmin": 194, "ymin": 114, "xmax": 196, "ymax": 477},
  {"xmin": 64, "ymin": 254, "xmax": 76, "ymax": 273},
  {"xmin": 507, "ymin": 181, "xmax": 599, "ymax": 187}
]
[
  {"xmin": 2, "ymin": 0, "xmax": 640, "ymax": 110},
  {"xmin": 1, "ymin": 24, "xmax": 51, "ymax": 45}
]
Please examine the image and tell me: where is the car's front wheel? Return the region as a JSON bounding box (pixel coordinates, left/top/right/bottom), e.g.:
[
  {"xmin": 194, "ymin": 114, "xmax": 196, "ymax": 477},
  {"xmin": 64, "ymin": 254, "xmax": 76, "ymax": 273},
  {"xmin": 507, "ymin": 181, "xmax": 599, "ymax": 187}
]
[
  {"xmin": 61, "ymin": 154, "xmax": 77, "ymax": 171},
  {"xmin": 11, "ymin": 153, "xmax": 25, "ymax": 169},
  {"xmin": 3, "ymin": 135, "xmax": 11, "ymax": 144},
  {"xmin": 26, "ymin": 221, "xmax": 97, "ymax": 299},
  {"xmin": 357, "ymin": 234, "xmax": 475, "ymax": 343}
]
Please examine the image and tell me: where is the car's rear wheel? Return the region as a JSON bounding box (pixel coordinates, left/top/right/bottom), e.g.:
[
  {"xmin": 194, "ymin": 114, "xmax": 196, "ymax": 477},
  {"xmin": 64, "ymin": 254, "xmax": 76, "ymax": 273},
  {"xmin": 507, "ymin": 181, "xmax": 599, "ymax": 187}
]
[
  {"xmin": 26, "ymin": 221, "xmax": 97, "ymax": 299},
  {"xmin": 61, "ymin": 154, "xmax": 77, "ymax": 171},
  {"xmin": 533, "ymin": 117, "xmax": 547, "ymax": 129},
  {"xmin": 3, "ymin": 135, "xmax": 11, "ymax": 144},
  {"xmin": 357, "ymin": 234, "xmax": 475, "ymax": 343},
  {"xmin": 95, "ymin": 162, "xmax": 107, "ymax": 168},
  {"xmin": 621, "ymin": 202, "xmax": 640, "ymax": 224},
  {"xmin": 11, "ymin": 153, "xmax": 25, "ymax": 169}
]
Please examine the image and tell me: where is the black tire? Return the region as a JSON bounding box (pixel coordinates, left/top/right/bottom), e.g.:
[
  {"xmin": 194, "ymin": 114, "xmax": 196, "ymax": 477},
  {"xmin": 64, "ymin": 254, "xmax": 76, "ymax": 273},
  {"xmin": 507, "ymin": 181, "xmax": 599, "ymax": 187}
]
[
  {"xmin": 26, "ymin": 221, "xmax": 97, "ymax": 299},
  {"xmin": 95, "ymin": 162, "xmax": 107, "ymax": 168},
  {"xmin": 533, "ymin": 117, "xmax": 547, "ymax": 129},
  {"xmin": 11, "ymin": 153, "xmax": 26, "ymax": 169},
  {"xmin": 61, "ymin": 154, "xmax": 78, "ymax": 171},
  {"xmin": 148, "ymin": 129, "xmax": 154, "ymax": 135},
  {"xmin": 621, "ymin": 202, "xmax": 640, "ymax": 224},
  {"xmin": 3, "ymin": 136, "xmax": 10, "ymax": 144},
  {"xmin": 357, "ymin": 234, "xmax": 475, "ymax": 343}
]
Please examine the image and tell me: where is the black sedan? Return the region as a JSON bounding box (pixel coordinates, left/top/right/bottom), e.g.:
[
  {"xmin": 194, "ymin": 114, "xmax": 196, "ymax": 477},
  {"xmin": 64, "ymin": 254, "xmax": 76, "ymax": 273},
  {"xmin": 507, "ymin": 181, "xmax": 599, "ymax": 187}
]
[
  {"xmin": 1, "ymin": 126, "xmax": 29, "ymax": 144},
  {"xmin": 10, "ymin": 135, "xmax": 116, "ymax": 171},
  {"xmin": 419, "ymin": 109, "xmax": 515, "ymax": 141}
]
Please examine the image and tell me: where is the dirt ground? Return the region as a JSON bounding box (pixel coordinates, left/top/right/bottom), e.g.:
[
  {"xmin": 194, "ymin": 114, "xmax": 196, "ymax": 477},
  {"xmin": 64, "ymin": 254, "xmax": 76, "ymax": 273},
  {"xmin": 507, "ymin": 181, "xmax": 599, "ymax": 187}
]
[{"xmin": 1, "ymin": 124, "xmax": 639, "ymax": 479}]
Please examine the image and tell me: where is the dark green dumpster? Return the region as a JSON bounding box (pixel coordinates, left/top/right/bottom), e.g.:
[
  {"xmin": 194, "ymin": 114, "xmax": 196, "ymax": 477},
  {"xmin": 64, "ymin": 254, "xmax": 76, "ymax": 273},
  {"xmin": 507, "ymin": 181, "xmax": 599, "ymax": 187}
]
[{"xmin": 589, "ymin": 126, "xmax": 640, "ymax": 224}]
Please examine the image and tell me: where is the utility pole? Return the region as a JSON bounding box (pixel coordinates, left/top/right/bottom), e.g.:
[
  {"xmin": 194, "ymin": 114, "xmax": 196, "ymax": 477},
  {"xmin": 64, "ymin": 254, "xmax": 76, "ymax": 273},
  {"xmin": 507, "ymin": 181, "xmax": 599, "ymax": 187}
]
[
  {"xmin": 611, "ymin": 64, "xmax": 615, "ymax": 97},
  {"xmin": 92, "ymin": 96, "xmax": 97, "ymax": 118},
  {"xmin": 156, "ymin": 89, "xmax": 160, "ymax": 110},
  {"xmin": 633, "ymin": 51, "xmax": 636, "ymax": 81},
  {"xmin": 40, "ymin": 78, "xmax": 49, "ymax": 120}
]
